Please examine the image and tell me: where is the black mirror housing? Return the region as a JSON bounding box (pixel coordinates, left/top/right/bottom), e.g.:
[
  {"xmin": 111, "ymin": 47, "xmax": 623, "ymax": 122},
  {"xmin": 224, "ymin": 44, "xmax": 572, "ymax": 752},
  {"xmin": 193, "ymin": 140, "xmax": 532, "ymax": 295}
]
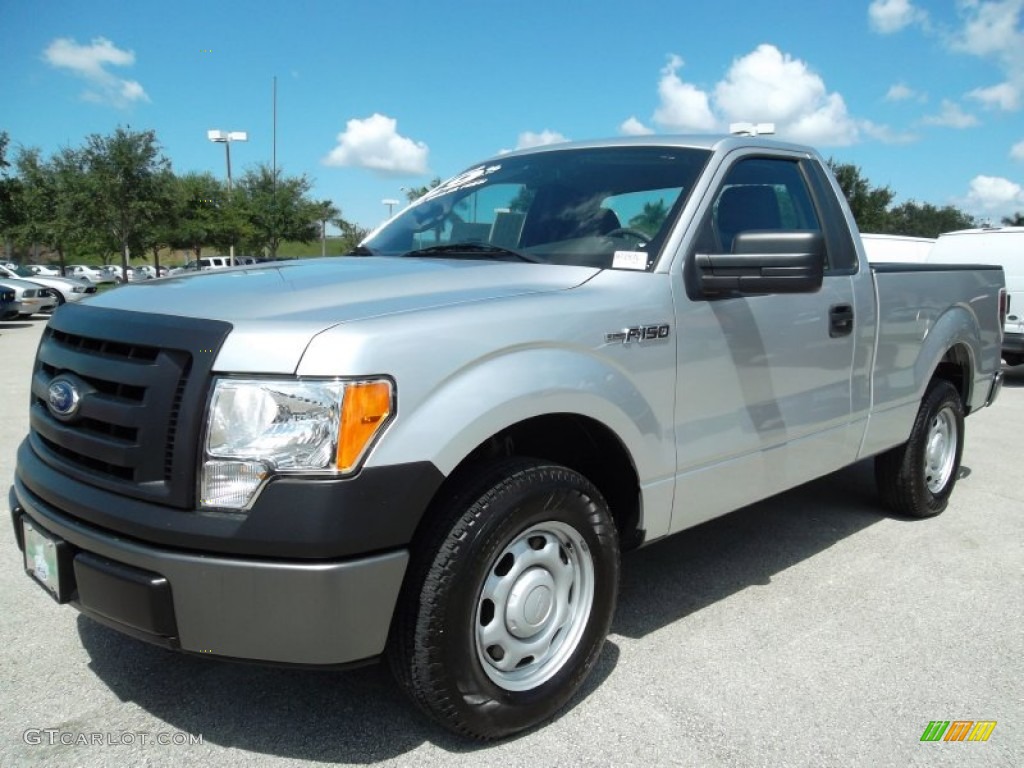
[{"xmin": 697, "ymin": 230, "xmax": 825, "ymax": 296}]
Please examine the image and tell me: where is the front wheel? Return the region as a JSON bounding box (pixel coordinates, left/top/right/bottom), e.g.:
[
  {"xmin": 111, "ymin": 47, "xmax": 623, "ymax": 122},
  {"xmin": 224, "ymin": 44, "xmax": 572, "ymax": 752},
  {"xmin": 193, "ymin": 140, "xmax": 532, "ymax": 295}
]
[
  {"xmin": 388, "ymin": 458, "xmax": 619, "ymax": 739},
  {"xmin": 875, "ymin": 379, "xmax": 965, "ymax": 518}
]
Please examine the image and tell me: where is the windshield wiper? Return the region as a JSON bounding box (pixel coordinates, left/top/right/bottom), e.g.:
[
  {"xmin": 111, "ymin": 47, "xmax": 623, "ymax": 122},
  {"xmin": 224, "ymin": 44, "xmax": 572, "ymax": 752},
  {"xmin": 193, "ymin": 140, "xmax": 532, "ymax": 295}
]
[{"xmin": 403, "ymin": 243, "xmax": 544, "ymax": 263}]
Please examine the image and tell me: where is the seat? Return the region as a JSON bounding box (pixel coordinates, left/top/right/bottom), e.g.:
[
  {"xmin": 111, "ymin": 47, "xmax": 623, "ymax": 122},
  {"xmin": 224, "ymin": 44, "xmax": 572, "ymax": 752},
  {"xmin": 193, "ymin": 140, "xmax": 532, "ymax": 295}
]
[
  {"xmin": 449, "ymin": 221, "xmax": 492, "ymax": 243},
  {"xmin": 715, "ymin": 186, "xmax": 782, "ymax": 253},
  {"xmin": 520, "ymin": 185, "xmax": 621, "ymax": 246}
]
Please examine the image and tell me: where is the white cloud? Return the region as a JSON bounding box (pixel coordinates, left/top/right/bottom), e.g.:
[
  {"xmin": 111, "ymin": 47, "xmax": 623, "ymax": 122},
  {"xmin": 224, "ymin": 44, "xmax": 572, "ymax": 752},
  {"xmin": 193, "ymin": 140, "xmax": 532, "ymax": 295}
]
[
  {"xmin": 652, "ymin": 55, "xmax": 716, "ymax": 132},
  {"xmin": 322, "ymin": 113, "xmax": 429, "ymax": 175},
  {"xmin": 497, "ymin": 130, "xmax": 570, "ymax": 155},
  {"xmin": 43, "ymin": 37, "xmax": 149, "ymax": 108},
  {"xmin": 628, "ymin": 45, "xmax": 904, "ymax": 148},
  {"xmin": 869, "ymin": 0, "xmax": 928, "ymax": 33},
  {"xmin": 620, "ymin": 116, "xmax": 654, "ymax": 136},
  {"xmin": 1012, "ymin": 139, "xmax": 1024, "ymax": 160},
  {"xmin": 951, "ymin": 0, "xmax": 1024, "ymax": 112},
  {"xmin": 952, "ymin": 0, "xmax": 1023, "ymax": 57},
  {"xmin": 962, "ymin": 174, "xmax": 1024, "ymax": 217},
  {"xmin": 714, "ymin": 45, "xmax": 860, "ymax": 145},
  {"xmin": 967, "ymin": 81, "xmax": 1021, "ymax": 110},
  {"xmin": 862, "ymin": 121, "xmax": 919, "ymax": 144},
  {"xmin": 885, "ymin": 83, "xmax": 923, "ymax": 102},
  {"xmin": 513, "ymin": 130, "xmax": 569, "ymax": 150},
  {"xmin": 923, "ymin": 99, "xmax": 980, "ymax": 128}
]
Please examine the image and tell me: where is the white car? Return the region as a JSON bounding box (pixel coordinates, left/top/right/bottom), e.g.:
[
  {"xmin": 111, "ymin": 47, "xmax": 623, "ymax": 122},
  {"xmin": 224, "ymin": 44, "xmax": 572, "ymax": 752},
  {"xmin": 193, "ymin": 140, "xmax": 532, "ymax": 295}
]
[
  {"xmin": 64, "ymin": 265, "xmax": 106, "ymax": 284},
  {"xmin": 25, "ymin": 264, "xmax": 62, "ymax": 276},
  {"xmin": 133, "ymin": 265, "xmax": 169, "ymax": 280},
  {"xmin": 0, "ymin": 265, "xmax": 98, "ymax": 306},
  {"xmin": 0, "ymin": 277, "xmax": 58, "ymax": 318}
]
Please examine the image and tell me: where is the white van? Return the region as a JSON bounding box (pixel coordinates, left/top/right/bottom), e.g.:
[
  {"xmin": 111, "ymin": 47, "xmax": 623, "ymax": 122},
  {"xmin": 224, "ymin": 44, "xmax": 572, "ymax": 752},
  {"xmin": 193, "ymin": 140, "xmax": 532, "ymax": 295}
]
[
  {"xmin": 861, "ymin": 233, "xmax": 936, "ymax": 263},
  {"xmin": 927, "ymin": 227, "xmax": 1023, "ymax": 366}
]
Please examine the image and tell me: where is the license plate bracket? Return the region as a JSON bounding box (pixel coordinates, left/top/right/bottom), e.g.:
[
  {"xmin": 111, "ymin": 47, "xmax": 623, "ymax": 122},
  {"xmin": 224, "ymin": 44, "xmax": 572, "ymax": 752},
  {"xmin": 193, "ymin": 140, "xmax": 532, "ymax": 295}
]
[{"xmin": 22, "ymin": 518, "xmax": 74, "ymax": 603}]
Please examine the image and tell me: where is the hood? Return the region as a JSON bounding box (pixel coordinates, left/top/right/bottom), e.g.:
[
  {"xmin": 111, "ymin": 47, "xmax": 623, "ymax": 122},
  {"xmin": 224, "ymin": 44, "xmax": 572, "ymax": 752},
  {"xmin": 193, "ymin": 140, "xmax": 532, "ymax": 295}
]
[{"xmin": 83, "ymin": 256, "xmax": 598, "ymax": 373}]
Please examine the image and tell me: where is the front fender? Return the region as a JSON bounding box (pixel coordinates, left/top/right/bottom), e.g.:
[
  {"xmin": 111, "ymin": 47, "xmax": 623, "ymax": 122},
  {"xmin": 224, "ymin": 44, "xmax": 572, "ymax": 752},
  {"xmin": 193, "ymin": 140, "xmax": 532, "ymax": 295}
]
[{"xmin": 367, "ymin": 345, "xmax": 673, "ymax": 487}]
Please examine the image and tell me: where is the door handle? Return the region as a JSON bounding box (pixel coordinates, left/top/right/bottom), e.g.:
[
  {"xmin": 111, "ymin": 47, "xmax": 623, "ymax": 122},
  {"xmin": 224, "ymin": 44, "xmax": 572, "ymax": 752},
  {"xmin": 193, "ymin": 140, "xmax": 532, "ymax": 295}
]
[{"xmin": 829, "ymin": 304, "xmax": 854, "ymax": 338}]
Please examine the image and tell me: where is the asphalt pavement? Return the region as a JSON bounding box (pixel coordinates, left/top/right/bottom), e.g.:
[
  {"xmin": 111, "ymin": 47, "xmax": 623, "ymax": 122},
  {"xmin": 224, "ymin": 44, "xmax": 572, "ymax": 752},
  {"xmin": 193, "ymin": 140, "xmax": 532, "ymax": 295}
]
[{"xmin": 0, "ymin": 315, "xmax": 1020, "ymax": 767}]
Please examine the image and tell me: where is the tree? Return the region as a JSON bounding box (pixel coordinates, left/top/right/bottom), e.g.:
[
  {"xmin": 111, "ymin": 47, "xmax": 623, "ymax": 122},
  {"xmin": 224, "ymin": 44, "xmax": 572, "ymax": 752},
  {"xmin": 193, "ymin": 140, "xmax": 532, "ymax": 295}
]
[
  {"xmin": 76, "ymin": 127, "xmax": 172, "ymax": 274},
  {"xmin": 827, "ymin": 160, "xmax": 894, "ymax": 232},
  {"xmin": 141, "ymin": 169, "xmax": 183, "ymax": 273},
  {"xmin": 628, "ymin": 200, "xmax": 669, "ymax": 236},
  {"xmin": 235, "ymin": 164, "xmax": 319, "ymax": 258},
  {"xmin": 404, "ymin": 178, "xmax": 441, "ymax": 202},
  {"xmin": 332, "ymin": 216, "xmax": 370, "ymax": 254},
  {"xmin": 12, "ymin": 146, "xmax": 93, "ymax": 272},
  {"xmin": 0, "ymin": 132, "xmax": 25, "ymax": 260},
  {"xmin": 1002, "ymin": 212, "xmax": 1024, "ymax": 227},
  {"xmin": 167, "ymin": 172, "xmax": 229, "ymax": 259},
  {"xmin": 314, "ymin": 199, "xmax": 340, "ymax": 257},
  {"xmin": 886, "ymin": 201, "xmax": 976, "ymax": 238}
]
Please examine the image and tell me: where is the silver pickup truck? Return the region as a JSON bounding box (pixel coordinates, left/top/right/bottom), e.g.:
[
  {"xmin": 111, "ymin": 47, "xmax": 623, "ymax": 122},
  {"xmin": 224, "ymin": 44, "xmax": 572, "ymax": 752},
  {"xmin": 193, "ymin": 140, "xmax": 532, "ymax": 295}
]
[{"xmin": 11, "ymin": 135, "xmax": 1006, "ymax": 739}]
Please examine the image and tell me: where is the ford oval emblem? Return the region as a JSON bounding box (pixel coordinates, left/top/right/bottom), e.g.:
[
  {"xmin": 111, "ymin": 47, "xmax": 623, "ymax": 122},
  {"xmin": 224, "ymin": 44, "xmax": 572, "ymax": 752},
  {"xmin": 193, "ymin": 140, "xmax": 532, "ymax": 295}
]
[{"xmin": 47, "ymin": 378, "xmax": 81, "ymax": 418}]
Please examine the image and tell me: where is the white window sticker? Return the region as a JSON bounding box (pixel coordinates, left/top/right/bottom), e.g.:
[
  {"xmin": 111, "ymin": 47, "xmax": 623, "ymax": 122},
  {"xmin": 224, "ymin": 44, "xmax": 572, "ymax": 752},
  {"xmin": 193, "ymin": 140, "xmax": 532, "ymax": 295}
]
[{"xmin": 613, "ymin": 251, "xmax": 648, "ymax": 270}]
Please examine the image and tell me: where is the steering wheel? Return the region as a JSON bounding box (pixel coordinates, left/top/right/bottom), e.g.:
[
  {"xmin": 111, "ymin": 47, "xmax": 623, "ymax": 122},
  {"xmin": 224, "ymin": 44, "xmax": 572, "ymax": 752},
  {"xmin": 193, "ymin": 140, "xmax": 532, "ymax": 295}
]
[{"xmin": 604, "ymin": 228, "xmax": 650, "ymax": 245}]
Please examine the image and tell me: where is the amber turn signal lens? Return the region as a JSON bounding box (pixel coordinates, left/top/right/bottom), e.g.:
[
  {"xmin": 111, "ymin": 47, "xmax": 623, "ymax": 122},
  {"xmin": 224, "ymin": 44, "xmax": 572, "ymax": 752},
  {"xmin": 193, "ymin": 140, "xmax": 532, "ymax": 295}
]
[{"xmin": 337, "ymin": 380, "xmax": 393, "ymax": 472}]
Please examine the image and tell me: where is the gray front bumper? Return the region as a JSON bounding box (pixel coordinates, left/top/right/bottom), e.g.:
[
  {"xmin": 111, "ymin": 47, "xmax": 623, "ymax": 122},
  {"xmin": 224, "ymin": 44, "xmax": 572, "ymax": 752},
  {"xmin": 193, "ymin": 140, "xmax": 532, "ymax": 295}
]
[{"xmin": 12, "ymin": 478, "xmax": 408, "ymax": 666}]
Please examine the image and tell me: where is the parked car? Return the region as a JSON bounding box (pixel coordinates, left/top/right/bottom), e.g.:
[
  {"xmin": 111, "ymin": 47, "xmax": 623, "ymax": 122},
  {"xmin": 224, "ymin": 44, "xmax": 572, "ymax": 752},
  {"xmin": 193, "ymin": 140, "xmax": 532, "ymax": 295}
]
[
  {"xmin": 0, "ymin": 285, "xmax": 14, "ymax": 318},
  {"xmin": 25, "ymin": 264, "xmax": 61, "ymax": 276},
  {"xmin": 134, "ymin": 265, "xmax": 170, "ymax": 280},
  {"xmin": 170, "ymin": 255, "xmax": 263, "ymax": 274},
  {"xmin": 97, "ymin": 264, "xmax": 149, "ymax": 283},
  {"xmin": 63, "ymin": 265, "xmax": 110, "ymax": 284},
  {"xmin": 0, "ymin": 277, "xmax": 57, "ymax": 318},
  {"xmin": 0, "ymin": 265, "xmax": 98, "ymax": 306}
]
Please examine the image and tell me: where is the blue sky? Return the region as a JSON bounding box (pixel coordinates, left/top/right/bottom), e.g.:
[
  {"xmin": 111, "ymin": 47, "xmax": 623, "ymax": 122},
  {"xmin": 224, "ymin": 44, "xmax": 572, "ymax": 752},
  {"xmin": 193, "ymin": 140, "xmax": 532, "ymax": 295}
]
[{"xmin": 2, "ymin": 0, "xmax": 1023, "ymax": 231}]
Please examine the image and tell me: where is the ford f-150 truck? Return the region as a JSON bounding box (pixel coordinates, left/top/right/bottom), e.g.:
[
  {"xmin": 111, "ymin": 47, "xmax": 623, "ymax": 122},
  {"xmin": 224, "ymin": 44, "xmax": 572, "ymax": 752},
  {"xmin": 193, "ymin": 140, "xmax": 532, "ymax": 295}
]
[{"xmin": 10, "ymin": 135, "xmax": 1006, "ymax": 739}]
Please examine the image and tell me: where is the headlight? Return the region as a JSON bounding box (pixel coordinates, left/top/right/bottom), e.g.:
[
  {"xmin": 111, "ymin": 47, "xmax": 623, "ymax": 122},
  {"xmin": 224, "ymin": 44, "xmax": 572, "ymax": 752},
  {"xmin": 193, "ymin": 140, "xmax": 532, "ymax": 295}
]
[
  {"xmin": 200, "ymin": 377, "xmax": 393, "ymax": 510},
  {"xmin": 72, "ymin": 285, "xmax": 86, "ymax": 293}
]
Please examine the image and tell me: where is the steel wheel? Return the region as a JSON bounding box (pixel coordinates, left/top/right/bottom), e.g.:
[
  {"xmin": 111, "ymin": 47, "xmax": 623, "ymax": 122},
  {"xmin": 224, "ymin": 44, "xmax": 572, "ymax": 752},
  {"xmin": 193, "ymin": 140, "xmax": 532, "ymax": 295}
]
[
  {"xmin": 876, "ymin": 378, "xmax": 965, "ymax": 518},
  {"xmin": 388, "ymin": 458, "xmax": 619, "ymax": 739},
  {"xmin": 475, "ymin": 520, "xmax": 594, "ymax": 691},
  {"xmin": 924, "ymin": 406, "xmax": 958, "ymax": 494}
]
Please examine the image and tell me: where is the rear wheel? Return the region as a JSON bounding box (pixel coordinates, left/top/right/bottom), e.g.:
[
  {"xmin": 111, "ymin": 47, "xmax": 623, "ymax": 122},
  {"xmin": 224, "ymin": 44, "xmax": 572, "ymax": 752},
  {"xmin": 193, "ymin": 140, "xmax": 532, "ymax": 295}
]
[
  {"xmin": 388, "ymin": 457, "xmax": 619, "ymax": 739},
  {"xmin": 875, "ymin": 379, "xmax": 964, "ymax": 518}
]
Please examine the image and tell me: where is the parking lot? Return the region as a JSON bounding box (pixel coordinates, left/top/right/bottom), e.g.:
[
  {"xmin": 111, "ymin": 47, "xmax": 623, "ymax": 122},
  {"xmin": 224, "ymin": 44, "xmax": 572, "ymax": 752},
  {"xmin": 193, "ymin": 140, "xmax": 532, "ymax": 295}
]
[{"xmin": 1, "ymin": 315, "xmax": 1020, "ymax": 767}]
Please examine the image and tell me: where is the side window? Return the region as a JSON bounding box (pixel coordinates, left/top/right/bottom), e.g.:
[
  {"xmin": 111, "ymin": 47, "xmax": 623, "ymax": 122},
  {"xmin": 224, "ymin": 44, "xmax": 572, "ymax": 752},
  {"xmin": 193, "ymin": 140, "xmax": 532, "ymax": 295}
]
[{"xmin": 698, "ymin": 157, "xmax": 822, "ymax": 257}]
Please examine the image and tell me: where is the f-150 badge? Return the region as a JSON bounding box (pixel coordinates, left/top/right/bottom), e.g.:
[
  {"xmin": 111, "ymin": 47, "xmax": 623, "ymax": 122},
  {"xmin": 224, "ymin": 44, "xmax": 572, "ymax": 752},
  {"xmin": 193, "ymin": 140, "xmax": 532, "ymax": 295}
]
[{"xmin": 606, "ymin": 324, "xmax": 671, "ymax": 344}]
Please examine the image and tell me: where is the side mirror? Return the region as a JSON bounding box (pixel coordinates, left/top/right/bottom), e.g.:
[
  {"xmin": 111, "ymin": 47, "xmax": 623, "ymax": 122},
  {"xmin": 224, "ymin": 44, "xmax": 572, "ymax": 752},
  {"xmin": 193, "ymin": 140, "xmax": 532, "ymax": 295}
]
[{"xmin": 696, "ymin": 230, "xmax": 825, "ymax": 296}]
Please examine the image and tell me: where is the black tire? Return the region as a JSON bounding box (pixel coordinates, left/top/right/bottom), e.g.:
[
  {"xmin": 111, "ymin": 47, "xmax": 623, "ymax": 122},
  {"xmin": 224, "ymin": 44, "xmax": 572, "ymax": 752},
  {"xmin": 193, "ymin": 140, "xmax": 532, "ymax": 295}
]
[
  {"xmin": 875, "ymin": 379, "xmax": 965, "ymax": 518},
  {"xmin": 388, "ymin": 457, "xmax": 619, "ymax": 740}
]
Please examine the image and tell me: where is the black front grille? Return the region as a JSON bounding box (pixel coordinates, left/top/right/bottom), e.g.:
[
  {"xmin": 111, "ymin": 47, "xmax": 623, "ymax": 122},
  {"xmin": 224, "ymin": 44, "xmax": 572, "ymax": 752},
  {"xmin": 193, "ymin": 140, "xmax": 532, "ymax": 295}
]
[{"xmin": 29, "ymin": 304, "xmax": 232, "ymax": 508}]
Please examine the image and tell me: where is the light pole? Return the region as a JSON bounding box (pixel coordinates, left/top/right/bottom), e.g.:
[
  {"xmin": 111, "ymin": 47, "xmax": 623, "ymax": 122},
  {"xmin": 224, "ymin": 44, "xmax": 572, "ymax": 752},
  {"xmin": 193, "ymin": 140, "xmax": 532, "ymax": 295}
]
[
  {"xmin": 207, "ymin": 129, "xmax": 248, "ymax": 265},
  {"xmin": 382, "ymin": 198, "xmax": 400, "ymax": 219}
]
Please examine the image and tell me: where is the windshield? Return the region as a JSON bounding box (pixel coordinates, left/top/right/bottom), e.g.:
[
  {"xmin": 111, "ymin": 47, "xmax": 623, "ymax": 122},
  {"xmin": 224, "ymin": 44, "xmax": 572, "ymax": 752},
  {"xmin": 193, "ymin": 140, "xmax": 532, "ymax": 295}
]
[{"xmin": 362, "ymin": 146, "xmax": 710, "ymax": 271}]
